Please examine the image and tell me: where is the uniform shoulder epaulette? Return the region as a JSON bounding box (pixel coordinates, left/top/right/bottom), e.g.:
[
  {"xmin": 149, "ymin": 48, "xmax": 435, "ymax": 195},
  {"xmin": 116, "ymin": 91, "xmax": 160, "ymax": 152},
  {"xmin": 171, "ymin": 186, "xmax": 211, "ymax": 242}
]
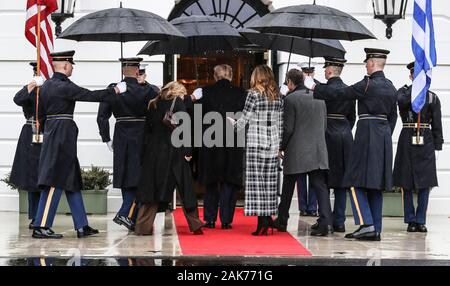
[{"xmin": 107, "ymin": 83, "xmax": 116, "ymax": 88}]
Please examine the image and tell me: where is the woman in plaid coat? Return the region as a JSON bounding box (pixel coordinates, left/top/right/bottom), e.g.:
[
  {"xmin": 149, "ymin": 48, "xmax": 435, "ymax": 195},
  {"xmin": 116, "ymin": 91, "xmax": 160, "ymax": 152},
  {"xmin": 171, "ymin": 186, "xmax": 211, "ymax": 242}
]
[{"xmin": 230, "ymin": 65, "xmax": 283, "ymax": 235}]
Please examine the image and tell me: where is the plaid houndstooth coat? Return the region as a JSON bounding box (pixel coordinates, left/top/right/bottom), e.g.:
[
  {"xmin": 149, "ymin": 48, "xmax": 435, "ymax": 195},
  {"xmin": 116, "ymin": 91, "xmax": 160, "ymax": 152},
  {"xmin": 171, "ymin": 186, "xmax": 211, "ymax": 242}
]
[{"xmin": 235, "ymin": 90, "xmax": 283, "ymax": 216}]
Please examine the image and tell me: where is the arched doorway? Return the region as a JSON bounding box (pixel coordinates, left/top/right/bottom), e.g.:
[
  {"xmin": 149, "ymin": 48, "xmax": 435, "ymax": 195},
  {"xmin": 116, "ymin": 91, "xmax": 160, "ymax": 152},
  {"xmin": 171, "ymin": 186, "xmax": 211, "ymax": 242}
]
[{"xmin": 164, "ymin": 0, "xmax": 274, "ymax": 94}]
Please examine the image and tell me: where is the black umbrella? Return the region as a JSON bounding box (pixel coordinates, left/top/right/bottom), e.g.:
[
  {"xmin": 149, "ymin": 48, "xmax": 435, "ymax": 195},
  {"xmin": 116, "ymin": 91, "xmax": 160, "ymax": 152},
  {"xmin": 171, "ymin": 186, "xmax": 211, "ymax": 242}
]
[
  {"xmin": 239, "ymin": 28, "xmax": 346, "ymax": 70},
  {"xmin": 138, "ymin": 15, "xmax": 243, "ymax": 87},
  {"xmin": 247, "ymin": 4, "xmax": 376, "ymax": 41},
  {"xmin": 59, "ymin": 5, "xmax": 185, "ymax": 77},
  {"xmin": 138, "ymin": 15, "xmax": 243, "ymax": 56}
]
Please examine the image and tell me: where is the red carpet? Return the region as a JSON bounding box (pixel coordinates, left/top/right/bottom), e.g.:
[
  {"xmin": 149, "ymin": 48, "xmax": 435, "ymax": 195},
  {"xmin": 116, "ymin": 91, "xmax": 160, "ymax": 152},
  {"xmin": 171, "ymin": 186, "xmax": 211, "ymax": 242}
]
[{"xmin": 173, "ymin": 208, "xmax": 312, "ymax": 256}]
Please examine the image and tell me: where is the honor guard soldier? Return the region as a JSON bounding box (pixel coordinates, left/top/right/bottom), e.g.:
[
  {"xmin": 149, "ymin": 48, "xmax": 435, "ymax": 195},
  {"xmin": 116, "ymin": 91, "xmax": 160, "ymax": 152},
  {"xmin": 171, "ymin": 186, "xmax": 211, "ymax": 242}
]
[
  {"xmin": 137, "ymin": 63, "xmax": 160, "ymax": 94},
  {"xmin": 311, "ymin": 57, "xmax": 356, "ymax": 233},
  {"xmin": 32, "ymin": 50, "xmax": 127, "ymax": 239},
  {"xmin": 393, "ymin": 62, "xmax": 443, "ymax": 233},
  {"xmin": 10, "ymin": 62, "xmax": 44, "ymax": 229},
  {"xmin": 306, "ymin": 48, "xmax": 398, "ymax": 241},
  {"xmin": 97, "ymin": 58, "xmax": 158, "ymax": 231}
]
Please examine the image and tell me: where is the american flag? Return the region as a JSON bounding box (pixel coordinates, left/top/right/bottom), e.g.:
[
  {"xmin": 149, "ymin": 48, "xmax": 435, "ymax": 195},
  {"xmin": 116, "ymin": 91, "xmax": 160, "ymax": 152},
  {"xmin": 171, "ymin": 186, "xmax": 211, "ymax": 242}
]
[
  {"xmin": 411, "ymin": 0, "xmax": 437, "ymax": 113},
  {"xmin": 25, "ymin": 0, "xmax": 58, "ymax": 80}
]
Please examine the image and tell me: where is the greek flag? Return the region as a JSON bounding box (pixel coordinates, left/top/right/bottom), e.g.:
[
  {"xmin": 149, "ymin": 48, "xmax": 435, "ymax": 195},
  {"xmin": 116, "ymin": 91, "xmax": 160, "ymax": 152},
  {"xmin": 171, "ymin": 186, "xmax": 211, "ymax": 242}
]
[{"xmin": 411, "ymin": 0, "xmax": 437, "ymax": 113}]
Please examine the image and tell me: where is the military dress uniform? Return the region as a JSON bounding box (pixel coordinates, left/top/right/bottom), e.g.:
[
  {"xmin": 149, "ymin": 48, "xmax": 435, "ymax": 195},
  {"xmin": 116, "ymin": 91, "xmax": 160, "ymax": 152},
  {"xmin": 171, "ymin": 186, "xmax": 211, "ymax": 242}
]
[
  {"xmin": 313, "ymin": 49, "xmax": 398, "ymax": 240},
  {"xmin": 393, "ymin": 62, "xmax": 443, "ymax": 232},
  {"xmin": 138, "ymin": 65, "xmax": 160, "ymax": 93},
  {"xmin": 33, "ymin": 50, "xmax": 121, "ymax": 239},
  {"xmin": 10, "ymin": 62, "xmax": 43, "ymax": 228},
  {"xmin": 97, "ymin": 58, "xmax": 158, "ymax": 230},
  {"xmin": 319, "ymin": 57, "xmax": 356, "ymax": 231}
]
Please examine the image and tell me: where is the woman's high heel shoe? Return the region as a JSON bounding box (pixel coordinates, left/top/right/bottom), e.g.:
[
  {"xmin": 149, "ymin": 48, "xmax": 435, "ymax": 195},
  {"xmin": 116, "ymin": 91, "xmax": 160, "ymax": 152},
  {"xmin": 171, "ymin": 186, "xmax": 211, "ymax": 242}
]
[{"xmin": 252, "ymin": 216, "xmax": 273, "ymax": 236}]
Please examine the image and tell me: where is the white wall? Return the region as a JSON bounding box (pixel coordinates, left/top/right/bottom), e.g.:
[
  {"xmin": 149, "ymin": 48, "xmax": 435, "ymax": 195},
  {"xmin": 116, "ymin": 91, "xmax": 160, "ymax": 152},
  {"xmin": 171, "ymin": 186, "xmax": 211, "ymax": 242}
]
[{"xmin": 0, "ymin": 0, "xmax": 449, "ymax": 214}]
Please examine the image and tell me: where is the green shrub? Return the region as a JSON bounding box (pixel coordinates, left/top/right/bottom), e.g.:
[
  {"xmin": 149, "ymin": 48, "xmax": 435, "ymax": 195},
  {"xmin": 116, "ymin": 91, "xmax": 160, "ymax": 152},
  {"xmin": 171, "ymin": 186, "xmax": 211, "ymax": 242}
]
[{"xmin": 81, "ymin": 166, "xmax": 112, "ymax": 191}]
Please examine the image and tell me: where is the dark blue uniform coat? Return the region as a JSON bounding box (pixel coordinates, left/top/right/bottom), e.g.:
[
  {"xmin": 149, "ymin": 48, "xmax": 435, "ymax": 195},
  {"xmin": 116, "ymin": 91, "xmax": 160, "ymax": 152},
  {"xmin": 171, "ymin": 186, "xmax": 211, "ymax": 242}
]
[
  {"xmin": 314, "ymin": 71, "xmax": 397, "ymax": 191},
  {"xmin": 393, "ymin": 85, "xmax": 443, "ymax": 190},
  {"xmin": 97, "ymin": 77, "xmax": 158, "ymax": 189},
  {"xmin": 10, "ymin": 87, "xmax": 44, "ymax": 192},
  {"xmin": 320, "ymin": 77, "xmax": 356, "ymax": 188},
  {"xmin": 38, "ymin": 72, "xmax": 117, "ymax": 192}
]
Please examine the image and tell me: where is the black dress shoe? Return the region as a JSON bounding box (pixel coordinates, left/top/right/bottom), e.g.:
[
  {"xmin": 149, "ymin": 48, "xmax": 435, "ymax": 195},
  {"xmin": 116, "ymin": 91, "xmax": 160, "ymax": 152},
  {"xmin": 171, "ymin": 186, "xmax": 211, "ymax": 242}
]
[
  {"xmin": 416, "ymin": 224, "xmax": 428, "ymax": 233},
  {"xmin": 407, "ymin": 222, "xmax": 417, "ymax": 232},
  {"xmin": 273, "ymin": 219, "xmax": 287, "ymax": 232},
  {"xmin": 113, "ymin": 215, "xmax": 135, "ymax": 231},
  {"xmin": 77, "ymin": 225, "xmax": 99, "ymax": 238},
  {"xmin": 203, "ymin": 222, "xmax": 215, "ymax": 229},
  {"xmin": 333, "ymin": 225, "xmax": 346, "ymax": 233},
  {"xmin": 299, "ymin": 211, "xmax": 308, "ymax": 216},
  {"xmin": 310, "ymin": 225, "xmax": 329, "ymax": 236},
  {"xmin": 32, "ymin": 228, "xmax": 63, "ymax": 239},
  {"xmin": 345, "ymin": 225, "xmax": 375, "ymax": 239},
  {"xmin": 29, "ymin": 219, "xmax": 35, "ymax": 230},
  {"xmin": 221, "ymin": 223, "xmax": 232, "ymax": 229},
  {"xmin": 358, "ymin": 232, "xmax": 381, "ymax": 241},
  {"xmin": 310, "ymin": 222, "xmax": 319, "ymax": 230}
]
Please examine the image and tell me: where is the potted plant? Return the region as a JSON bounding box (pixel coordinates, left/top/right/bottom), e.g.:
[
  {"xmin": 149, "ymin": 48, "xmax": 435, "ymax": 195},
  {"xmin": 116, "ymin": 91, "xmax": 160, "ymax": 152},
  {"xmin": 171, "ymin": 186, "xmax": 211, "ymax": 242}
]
[{"xmin": 2, "ymin": 166, "xmax": 111, "ymax": 215}]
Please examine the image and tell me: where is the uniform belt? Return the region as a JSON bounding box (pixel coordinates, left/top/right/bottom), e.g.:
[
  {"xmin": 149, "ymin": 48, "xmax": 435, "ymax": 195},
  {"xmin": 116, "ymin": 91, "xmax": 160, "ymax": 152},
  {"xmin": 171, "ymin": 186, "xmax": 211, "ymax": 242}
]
[
  {"xmin": 46, "ymin": 114, "xmax": 74, "ymax": 121},
  {"xmin": 116, "ymin": 116, "xmax": 146, "ymax": 123},
  {"xmin": 26, "ymin": 119, "xmax": 37, "ymax": 125},
  {"xmin": 359, "ymin": 114, "xmax": 387, "ymax": 121},
  {"xmin": 403, "ymin": 123, "xmax": 430, "ymax": 129},
  {"xmin": 327, "ymin": 114, "xmax": 346, "ymax": 120}
]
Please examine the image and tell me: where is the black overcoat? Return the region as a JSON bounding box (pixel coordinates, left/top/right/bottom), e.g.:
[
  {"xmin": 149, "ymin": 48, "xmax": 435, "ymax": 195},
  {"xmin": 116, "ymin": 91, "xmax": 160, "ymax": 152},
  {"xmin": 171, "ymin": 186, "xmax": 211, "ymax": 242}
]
[
  {"xmin": 97, "ymin": 77, "xmax": 157, "ymax": 188},
  {"xmin": 393, "ymin": 85, "xmax": 443, "ymax": 190},
  {"xmin": 314, "ymin": 71, "xmax": 397, "ymax": 191},
  {"xmin": 137, "ymin": 97, "xmax": 198, "ymax": 210},
  {"xmin": 320, "ymin": 77, "xmax": 356, "ymax": 188},
  {"xmin": 10, "ymin": 86, "xmax": 44, "ymax": 191},
  {"xmin": 196, "ymin": 79, "xmax": 247, "ymax": 186},
  {"xmin": 38, "ymin": 72, "xmax": 117, "ymax": 192}
]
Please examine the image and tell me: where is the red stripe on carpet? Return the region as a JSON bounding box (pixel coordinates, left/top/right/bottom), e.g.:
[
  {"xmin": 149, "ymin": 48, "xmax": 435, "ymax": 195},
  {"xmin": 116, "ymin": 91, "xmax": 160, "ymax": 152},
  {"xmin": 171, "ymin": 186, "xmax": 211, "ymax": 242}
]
[{"xmin": 173, "ymin": 208, "xmax": 312, "ymax": 256}]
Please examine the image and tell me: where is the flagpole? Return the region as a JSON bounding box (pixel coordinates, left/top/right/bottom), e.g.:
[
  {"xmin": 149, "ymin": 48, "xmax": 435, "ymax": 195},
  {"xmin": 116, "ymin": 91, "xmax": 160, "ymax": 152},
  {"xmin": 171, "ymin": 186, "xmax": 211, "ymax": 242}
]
[{"xmin": 35, "ymin": 0, "xmax": 42, "ymax": 143}]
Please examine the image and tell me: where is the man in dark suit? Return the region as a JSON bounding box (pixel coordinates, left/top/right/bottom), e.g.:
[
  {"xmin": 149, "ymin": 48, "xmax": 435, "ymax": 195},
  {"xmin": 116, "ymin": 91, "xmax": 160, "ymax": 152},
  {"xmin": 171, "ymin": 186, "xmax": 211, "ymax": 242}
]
[
  {"xmin": 276, "ymin": 68, "xmax": 332, "ymax": 236},
  {"xmin": 195, "ymin": 65, "xmax": 247, "ymax": 229},
  {"xmin": 97, "ymin": 58, "xmax": 158, "ymax": 231}
]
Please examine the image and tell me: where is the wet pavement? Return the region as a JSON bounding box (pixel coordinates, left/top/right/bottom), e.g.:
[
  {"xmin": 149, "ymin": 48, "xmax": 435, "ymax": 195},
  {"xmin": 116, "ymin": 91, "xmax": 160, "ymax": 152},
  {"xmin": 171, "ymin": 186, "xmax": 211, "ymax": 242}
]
[{"xmin": 1, "ymin": 211, "xmax": 450, "ymax": 266}]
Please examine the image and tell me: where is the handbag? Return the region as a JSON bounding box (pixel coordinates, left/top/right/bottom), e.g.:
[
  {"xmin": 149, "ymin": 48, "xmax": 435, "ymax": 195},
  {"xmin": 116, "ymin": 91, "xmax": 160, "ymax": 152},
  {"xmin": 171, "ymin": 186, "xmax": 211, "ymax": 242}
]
[{"xmin": 162, "ymin": 97, "xmax": 178, "ymax": 131}]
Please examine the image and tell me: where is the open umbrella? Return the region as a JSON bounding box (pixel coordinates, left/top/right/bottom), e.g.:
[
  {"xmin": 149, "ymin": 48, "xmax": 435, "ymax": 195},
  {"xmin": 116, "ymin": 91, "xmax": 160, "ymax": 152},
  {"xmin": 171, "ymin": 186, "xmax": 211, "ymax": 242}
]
[
  {"xmin": 239, "ymin": 28, "xmax": 346, "ymax": 70},
  {"xmin": 59, "ymin": 4, "xmax": 185, "ymax": 77},
  {"xmin": 247, "ymin": 4, "xmax": 376, "ymax": 41},
  {"xmin": 138, "ymin": 15, "xmax": 243, "ymax": 86},
  {"xmin": 138, "ymin": 15, "xmax": 243, "ymax": 56},
  {"xmin": 247, "ymin": 3, "xmax": 375, "ymax": 70}
]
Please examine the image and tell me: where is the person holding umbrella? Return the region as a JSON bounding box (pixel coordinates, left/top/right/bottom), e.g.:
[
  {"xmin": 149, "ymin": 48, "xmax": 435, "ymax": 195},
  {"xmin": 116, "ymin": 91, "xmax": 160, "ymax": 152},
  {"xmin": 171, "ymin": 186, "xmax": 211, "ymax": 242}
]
[
  {"xmin": 305, "ymin": 48, "xmax": 397, "ymax": 241},
  {"xmin": 393, "ymin": 62, "xmax": 443, "ymax": 233},
  {"xmin": 10, "ymin": 62, "xmax": 44, "ymax": 229},
  {"xmin": 97, "ymin": 57, "xmax": 158, "ymax": 232},
  {"xmin": 311, "ymin": 57, "xmax": 355, "ymax": 233},
  {"xmin": 32, "ymin": 50, "xmax": 127, "ymax": 239}
]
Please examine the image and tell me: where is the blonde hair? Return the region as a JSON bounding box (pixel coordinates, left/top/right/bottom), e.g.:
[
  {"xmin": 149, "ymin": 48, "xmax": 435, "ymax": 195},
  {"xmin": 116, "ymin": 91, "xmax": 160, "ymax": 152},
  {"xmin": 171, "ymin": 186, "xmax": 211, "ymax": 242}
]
[
  {"xmin": 250, "ymin": 65, "xmax": 280, "ymax": 101},
  {"xmin": 214, "ymin": 64, "xmax": 233, "ymax": 81},
  {"xmin": 148, "ymin": 81, "xmax": 187, "ymax": 109}
]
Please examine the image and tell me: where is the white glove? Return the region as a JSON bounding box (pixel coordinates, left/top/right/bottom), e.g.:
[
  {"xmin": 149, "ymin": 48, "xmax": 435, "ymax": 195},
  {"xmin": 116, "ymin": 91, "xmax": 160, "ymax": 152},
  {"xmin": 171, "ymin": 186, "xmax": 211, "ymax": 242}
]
[
  {"xmin": 106, "ymin": 141, "xmax": 114, "ymax": 152},
  {"xmin": 304, "ymin": 76, "xmax": 316, "ymax": 90},
  {"xmin": 33, "ymin": 76, "xmax": 45, "ymax": 87},
  {"xmin": 280, "ymin": 84, "xmax": 289, "ymax": 96},
  {"xmin": 435, "ymin": 150, "xmax": 439, "ymax": 161},
  {"xmin": 116, "ymin": 82, "xmax": 127, "ymax": 94},
  {"xmin": 192, "ymin": 88, "xmax": 203, "ymax": 100}
]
